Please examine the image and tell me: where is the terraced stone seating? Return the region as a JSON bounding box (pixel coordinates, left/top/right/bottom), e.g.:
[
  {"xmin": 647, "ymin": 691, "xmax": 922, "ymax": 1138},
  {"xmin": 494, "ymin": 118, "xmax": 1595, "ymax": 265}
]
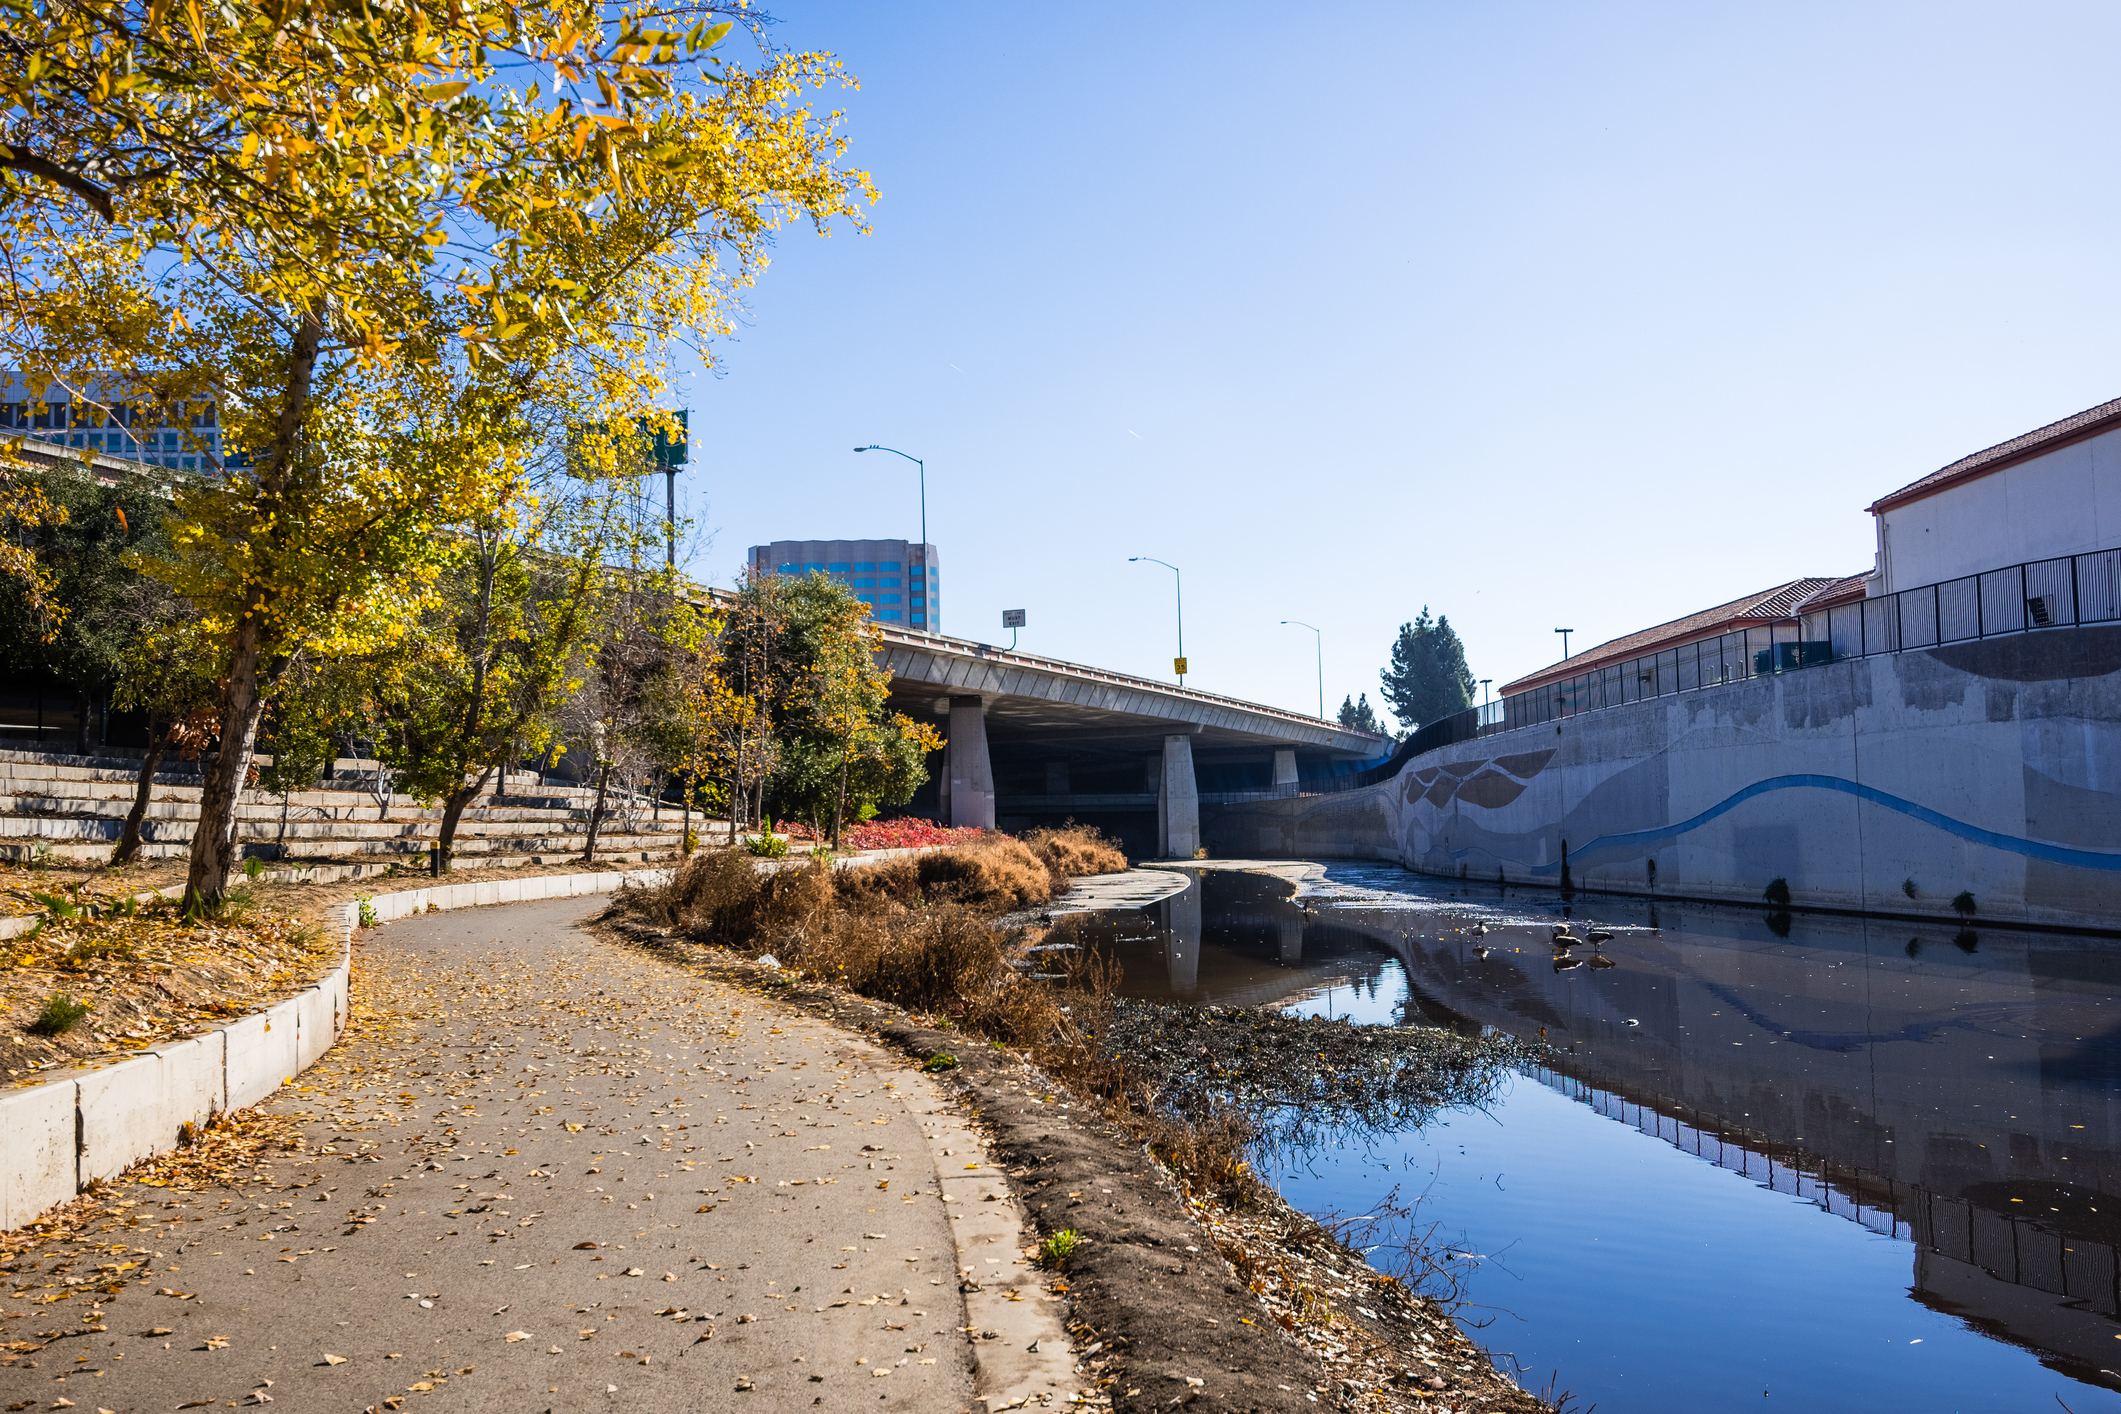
[{"xmin": 0, "ymin": 746, "xmax": 719, "ymax": 867}]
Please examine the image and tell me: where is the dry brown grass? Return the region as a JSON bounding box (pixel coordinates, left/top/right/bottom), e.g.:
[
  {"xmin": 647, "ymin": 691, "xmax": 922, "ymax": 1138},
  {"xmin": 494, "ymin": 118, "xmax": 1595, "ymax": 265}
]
[{"xmin": 1021, "ymin": 823, "xmax": 1128, "ymax": 888}]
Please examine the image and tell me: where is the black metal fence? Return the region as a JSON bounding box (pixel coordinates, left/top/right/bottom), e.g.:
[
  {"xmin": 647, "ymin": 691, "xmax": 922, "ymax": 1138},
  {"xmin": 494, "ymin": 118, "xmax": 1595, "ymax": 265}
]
[{"xmin": 1500, "ymin": 548, "xmax": 2121, "ymax": 733}]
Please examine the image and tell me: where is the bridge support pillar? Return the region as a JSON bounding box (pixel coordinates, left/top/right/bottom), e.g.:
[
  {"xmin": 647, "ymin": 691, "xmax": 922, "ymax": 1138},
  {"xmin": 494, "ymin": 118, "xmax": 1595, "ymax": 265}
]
[
  {"xmin": 1279, "ymin": 916, "xmax": 1304, "ymax": 963},
  {"xmin": 1158, "ymin": 734, "xmax": 1199, "ymax": 858},
  {"xmin": 947, "ymin": 696, "xmax": 995, "ymax": 830},
  {"xmin": 1272, "ymin": 747, "xmax": 1298, "ymax": 788}
]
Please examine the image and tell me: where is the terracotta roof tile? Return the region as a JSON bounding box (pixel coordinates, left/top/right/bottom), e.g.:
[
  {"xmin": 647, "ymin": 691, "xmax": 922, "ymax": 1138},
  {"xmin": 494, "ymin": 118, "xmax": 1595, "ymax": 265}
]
[
  {"xmin": 1869, "ymin": 395, "xmax": 2121, "ymax": 514},
  {"xmin": 1500, "ymin": 578, "xmax": 1840, "ymax": 696},
  {"xmin": 1792, "ymin": 572, "xmax": 1872, "ymax": 614}
]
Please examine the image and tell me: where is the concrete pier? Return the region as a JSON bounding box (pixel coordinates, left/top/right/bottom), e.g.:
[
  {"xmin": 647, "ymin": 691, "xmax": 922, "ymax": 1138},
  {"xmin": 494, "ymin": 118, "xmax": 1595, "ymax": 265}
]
[
  {"xmin": 1158, "ymin": 733, "xmax": 1200, "ymax": 858},
  {"xmin": 948, "ymin": 694, "xmax": 996, "ymax": 829}
]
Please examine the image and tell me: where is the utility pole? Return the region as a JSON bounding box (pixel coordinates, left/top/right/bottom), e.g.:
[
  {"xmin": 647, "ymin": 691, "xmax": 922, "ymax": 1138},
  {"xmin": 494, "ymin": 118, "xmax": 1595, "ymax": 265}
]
[{"xmin": 1555, "ymin": 628, "xmax": 1574, "ymax": 660}]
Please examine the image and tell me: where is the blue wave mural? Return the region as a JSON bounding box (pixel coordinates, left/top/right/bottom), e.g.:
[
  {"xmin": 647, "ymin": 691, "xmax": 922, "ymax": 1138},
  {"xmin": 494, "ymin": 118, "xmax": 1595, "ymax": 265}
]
[{"xmin": 1478, "ymin": 774, "xmax": 2121, "ymax": 876}]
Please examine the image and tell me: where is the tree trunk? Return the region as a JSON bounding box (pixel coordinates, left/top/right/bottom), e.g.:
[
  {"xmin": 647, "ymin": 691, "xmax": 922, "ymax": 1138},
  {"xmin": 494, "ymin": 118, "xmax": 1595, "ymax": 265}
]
[
  {"xmin": 183, "ymin": 632, "xmax": 269, "ymax": 912},
  {"xmin": 112, "ymin": 720, "xmax": 167, "ymax": 866},
  {"xmin": 74, "ymin": 690, "xmax": 90, "ymax": 756},
  {"xmin": 435, "ymin": 766, "xmax": 494, "ymax": 872},
  {"xmin": 181, "ymin": 309, "xmax": 322, "ymax": 915},
  {"xmin": 831, "ymin": 748, "xmax": 850, "ymax": 851},
  {"xmin": 583, "ymin": 760, "xmax": 614, "ymax": 864},
  {"xmin": 275, "ymin": 789, "xmax": 292, "ymax": 861}
]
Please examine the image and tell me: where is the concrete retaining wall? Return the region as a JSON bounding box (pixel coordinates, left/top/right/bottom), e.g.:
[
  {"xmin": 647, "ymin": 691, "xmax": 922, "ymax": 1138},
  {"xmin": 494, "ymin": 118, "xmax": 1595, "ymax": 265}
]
[
  {"xmin": 1207, "ymin": 625, "xmax": 2121, "ymax": 929},
  {"xmin": 0, "ymin": 866, "xmax": 667, "ymax": 1231}
]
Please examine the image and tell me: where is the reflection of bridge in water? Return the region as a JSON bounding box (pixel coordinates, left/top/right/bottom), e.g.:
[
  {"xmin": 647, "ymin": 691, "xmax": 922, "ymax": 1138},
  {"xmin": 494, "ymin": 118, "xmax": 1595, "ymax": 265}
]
[{"xmin": 1076, "ymin": 867, "xmax": 2121, "ymax": 1390}]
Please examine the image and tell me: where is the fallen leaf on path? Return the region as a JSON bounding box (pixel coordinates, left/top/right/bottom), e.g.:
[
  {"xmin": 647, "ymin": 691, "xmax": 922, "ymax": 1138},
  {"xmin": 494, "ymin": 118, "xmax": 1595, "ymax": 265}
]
[
  {"xmin": 572, "ymin": 1242, "xmax": 598, "ymax": 1250},
  {"xmin": 322, "ymin": 1353, "xmax": 348, "ymax": 1365},
  {"xmin": 504, "ymin": 1331, "xmax": 530, "ymax": 1343}
]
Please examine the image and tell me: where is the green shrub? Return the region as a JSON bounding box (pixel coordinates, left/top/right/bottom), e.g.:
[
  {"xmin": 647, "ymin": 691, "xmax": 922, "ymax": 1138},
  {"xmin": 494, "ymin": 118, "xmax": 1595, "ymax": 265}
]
[
  {"xmin": 242, "ymin": 857, "xmax": 265, "ymax": 880},
  {"xmin": 1763, "ymin": 877, "xmax": 1792, "ymax": 907},
  {"xmin": 1036, "ymin": 1229, "xmax": 1080, "ymax": 1269},
  {"xmin": 1952, "ymin": 890, "xmax": 1977, "ymax": 918},
  {"xmin": 745, "ymin": 833, "xmax": 790, "ymax": 859},
  {"xmin": 922, "ymin": 1053, "xmax": 958, "ymax": 1073},
  {"xmin": 28, "ymin": 993, "xmax": 90, "ymax": 1036},
  {"xmin": 356, "ymin": 896, "xmax": 379, "ymax": 928}
]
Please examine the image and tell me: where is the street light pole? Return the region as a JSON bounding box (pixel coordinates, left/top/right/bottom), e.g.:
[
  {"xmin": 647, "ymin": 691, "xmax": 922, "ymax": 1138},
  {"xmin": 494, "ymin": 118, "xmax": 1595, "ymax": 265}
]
[
  {"xmin": 854, "ymin": 445, "xmax": 926, "ymax": 551},
  {"xmin": 1281, "ymin": 620, "xmax": 1323, "ymax": 720},
  {"xmin": 1131, "ymin": 556, "xmax": 1185, "ymax": 684},
  {"xmin": 1555, "ymin": 628, "xmax": 1575, "ymax": 659}
]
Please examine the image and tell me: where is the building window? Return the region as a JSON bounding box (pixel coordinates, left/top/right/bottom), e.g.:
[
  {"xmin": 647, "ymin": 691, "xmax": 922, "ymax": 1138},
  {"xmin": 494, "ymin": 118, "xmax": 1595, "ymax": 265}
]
[
  {"xmin": 853, "ymin": 561, "xmax": 876, "ymax": 571},
  {"xmin": 911, "ymin": 612, "xmax": 926, "ymax": 623},
  {"xmin": 878, "ymin": 611, "xmax": 902, "ymax": 621},
  {"xmin": 879, "ymin": 594, "xmax": 900, "ymax": 604},
  {"xmin": 778, "ymin": 562, "xmax": 798, "ymax": 573},
  {"xmin": 849, "ymin": 577, "xmax": 875, "ymax": 588},
  {"xmin": 879, "ymin": 577, "xmax": 899, "ymax": 587},
  {"xmin": 910, "ymin": 594, "xmax": 925, "ymax": 605},
  {"xmin": 827, "ymin": 561, "xmax": 850, "ymax": 571},
  {"xmin": 880, "ymin": 561, "xmax": 900, "ymax": 571},
  {"xmin": 803, "ymin": 563, "xmax": 824, "ymax": 571}
]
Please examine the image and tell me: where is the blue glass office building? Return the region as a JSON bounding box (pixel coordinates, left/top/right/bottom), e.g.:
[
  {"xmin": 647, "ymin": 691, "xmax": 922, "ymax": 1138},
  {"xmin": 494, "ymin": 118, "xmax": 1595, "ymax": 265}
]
[{"xmin": 747, "ymin": 538, "xmax": 941, "ymax": 633}]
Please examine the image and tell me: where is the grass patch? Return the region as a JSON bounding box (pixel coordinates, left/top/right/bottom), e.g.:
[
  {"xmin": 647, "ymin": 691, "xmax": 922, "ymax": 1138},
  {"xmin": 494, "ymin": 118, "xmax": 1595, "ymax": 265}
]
[{"xmin": 28, "ymin": 992, "xmax": 90, "ymax": 1035}]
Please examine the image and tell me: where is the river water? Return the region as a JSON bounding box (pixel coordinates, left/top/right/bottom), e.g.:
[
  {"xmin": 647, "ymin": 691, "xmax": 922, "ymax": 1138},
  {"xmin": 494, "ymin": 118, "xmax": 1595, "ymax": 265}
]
[{"xmin": 1057, "ymin": 863, "xmax": 2121, "ymax": 1413}]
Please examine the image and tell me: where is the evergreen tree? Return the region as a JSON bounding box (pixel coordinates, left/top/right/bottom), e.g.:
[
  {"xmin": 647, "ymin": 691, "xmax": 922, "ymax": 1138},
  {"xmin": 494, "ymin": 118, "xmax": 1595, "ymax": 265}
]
[
  {"xmin": 1380, "ymin": 608, "xmax": 1475, "ymax": 731},
  {"xmin": 1336, "ymin": 692, "xmax": 1387, "ymax": 736}
]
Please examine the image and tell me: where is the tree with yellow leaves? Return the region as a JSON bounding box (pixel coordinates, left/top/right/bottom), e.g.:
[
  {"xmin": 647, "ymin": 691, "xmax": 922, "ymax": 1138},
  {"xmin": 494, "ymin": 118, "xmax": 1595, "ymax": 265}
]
[{"xmin": 0, "ymin": 2, "xmax": 872, "ymax": 909}]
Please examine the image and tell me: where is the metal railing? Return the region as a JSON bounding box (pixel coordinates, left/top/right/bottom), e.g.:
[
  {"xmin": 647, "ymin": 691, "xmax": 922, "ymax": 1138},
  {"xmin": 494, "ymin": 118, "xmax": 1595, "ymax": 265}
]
[
  {"xmin": 1206, "ymin": 547, "xmax": 2121, "ymax": 806},
  {"xmin": 1499, "ymin": 547, "xmax": 2121, "ymax": 733}
]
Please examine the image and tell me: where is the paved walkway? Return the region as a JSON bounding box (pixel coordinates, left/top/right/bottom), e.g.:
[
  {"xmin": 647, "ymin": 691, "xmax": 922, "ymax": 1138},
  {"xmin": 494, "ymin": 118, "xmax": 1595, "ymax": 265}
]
[{"xmin": 0, "ymin": 896, "xmax": 1071, "ymax": 1412}]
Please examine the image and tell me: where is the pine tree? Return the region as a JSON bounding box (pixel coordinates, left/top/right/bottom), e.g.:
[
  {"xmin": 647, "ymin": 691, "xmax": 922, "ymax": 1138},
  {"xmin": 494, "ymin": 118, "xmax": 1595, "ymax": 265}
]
[
  {"xmin": 1380, "ymin": 608, "xmax": 1474, "ymax": 731},
  {"xmin": 1336, "ymin": 692, "xmax": 1387, "ymax": 736}
]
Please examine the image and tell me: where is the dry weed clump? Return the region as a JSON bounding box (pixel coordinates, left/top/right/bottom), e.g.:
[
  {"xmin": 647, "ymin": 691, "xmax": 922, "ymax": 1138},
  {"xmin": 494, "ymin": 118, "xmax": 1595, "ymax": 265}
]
[{"xmin": 1021, "ymin": 823, "xmax": 1128, "ymax": 886}]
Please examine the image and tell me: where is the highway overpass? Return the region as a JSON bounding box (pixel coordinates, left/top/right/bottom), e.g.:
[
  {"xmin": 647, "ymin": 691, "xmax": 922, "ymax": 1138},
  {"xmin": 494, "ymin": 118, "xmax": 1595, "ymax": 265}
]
[{"xmin": 871, "ymin": 625, "xmax": 1386, "ymax": 857}]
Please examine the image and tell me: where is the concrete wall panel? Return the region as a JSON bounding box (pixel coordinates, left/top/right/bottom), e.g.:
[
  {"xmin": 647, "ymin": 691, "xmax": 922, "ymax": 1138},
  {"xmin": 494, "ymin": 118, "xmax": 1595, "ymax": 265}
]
[
  {"xmin": 0, "ymin": 1080, "xmax": 76, "ymax": 1228},
  {"xmin": 78, "ymin": 1053, "xmax": 175, "ymax": 1183},
  {"xmin": 225, "ymin": 1007, "xmax": 302, "ymax": 1111},
  {"xmin": 295, "ymin": 984, "xmax": 338, "ymax": 1070}
]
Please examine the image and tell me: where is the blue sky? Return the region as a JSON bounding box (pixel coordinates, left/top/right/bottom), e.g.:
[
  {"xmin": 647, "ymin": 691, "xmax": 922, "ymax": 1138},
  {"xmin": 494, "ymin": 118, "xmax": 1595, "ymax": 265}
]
[{"xmin": 669, "ymin": 1, "xmax": 2121, "ymax": 727}]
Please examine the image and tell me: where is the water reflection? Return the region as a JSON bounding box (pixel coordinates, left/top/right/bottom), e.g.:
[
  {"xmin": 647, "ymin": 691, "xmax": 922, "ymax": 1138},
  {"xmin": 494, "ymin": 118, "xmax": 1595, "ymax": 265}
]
[{"xmin": 1057, "ymin": 865, "xmax": 2121, "ymax": 1409}]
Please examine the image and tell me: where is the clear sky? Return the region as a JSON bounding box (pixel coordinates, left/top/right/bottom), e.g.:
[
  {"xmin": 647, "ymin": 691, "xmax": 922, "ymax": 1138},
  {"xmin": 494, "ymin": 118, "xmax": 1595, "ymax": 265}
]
[{"xmin": 667, "ymin": 1, "xmax": 2121, "ymax": 729}]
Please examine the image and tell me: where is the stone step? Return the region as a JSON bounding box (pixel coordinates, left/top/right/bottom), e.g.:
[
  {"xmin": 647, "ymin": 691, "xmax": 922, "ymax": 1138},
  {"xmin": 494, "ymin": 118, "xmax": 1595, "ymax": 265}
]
[{"xmin": 0, "ymin": 791, "xmax": 614, "ymax": 826}]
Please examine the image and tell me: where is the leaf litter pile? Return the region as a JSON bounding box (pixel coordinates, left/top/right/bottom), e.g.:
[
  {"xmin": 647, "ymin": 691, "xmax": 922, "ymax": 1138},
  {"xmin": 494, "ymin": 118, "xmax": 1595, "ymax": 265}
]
[{"xmin": 0, "ymin": 879, "xmax": 340, "ymax": 1081}]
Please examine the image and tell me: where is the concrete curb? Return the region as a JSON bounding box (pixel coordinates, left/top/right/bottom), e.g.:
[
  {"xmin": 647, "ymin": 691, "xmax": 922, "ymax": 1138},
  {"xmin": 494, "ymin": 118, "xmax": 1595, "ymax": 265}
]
[{"xmin": 0, "ymin": 865, "xmax": 670, "ymax": 1231}]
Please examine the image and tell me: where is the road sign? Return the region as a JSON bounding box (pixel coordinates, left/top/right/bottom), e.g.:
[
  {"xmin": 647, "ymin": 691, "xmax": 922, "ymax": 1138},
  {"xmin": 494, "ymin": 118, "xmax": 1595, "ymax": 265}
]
[
  {"xmin": 1002, "ymin": 609, "xmax": 1026, "ymax": 628},
  {"xmin": 1173, "ymin": 656, "xmax": 1188, "ymax": 676}
]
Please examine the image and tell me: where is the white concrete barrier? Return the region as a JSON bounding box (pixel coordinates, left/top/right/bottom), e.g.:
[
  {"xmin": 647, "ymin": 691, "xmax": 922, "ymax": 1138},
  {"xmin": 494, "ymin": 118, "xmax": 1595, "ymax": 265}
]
[
  {"xmin": 0, "ymin": 1079, "xmax": 76, "ymax": 1231},
  {"xmin": 0, "ymin": 865, "xmax": 668, "ymax": 1231}
]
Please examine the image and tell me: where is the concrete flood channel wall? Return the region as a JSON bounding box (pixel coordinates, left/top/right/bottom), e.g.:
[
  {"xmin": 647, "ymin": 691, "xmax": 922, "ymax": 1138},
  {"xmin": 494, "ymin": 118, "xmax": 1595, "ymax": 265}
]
[
  {"xmin": 1208, "ymin": 623, "xmax": 2121, "ymax": 930},
  {"xmin": 0, "ymin": 868, "xmax": 667, "ymax": 1231}
]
